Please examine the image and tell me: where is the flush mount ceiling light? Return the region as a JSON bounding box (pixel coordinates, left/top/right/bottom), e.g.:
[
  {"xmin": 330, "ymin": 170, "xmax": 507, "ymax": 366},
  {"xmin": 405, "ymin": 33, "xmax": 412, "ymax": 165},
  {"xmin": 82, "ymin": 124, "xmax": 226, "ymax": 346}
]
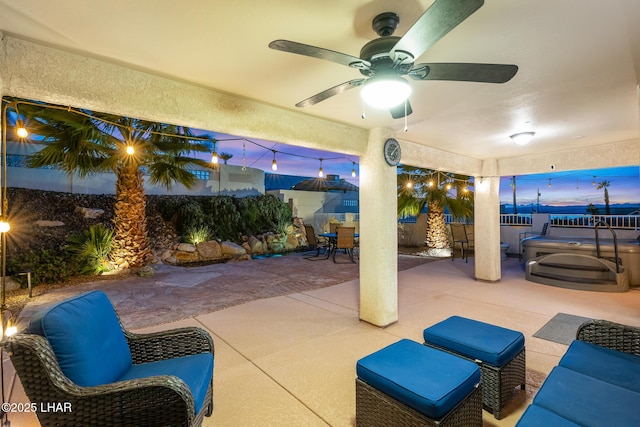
[
  {"xmin": 360, "ymin": 75, "xmax": 412, "ymax": 109},
  {"xmin": 510, "ymin": 131, "xmax": 535, "ymax": 145}
]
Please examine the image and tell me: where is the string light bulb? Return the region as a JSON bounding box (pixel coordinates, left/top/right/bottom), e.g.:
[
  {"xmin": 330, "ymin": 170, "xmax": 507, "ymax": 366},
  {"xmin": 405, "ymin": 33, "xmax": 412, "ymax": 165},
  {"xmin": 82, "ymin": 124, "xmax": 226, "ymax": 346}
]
[
  {"xmin": 318, "ymin": 159, "xmax": 324, "ymax": 178},
  {"xmin": 351, "ymin": 162, "xmax": 357, "ymax": 178},
  {"xmin": 15, "ymin": 119, "xmax": 28, "ymax": 139},
  {"xmin": 211, "ymin": 144, "xmax": 219, "ymax": 165},
  {"xmin": 271, "ymin": 150, "xmax": 278, "ymax": 171}
]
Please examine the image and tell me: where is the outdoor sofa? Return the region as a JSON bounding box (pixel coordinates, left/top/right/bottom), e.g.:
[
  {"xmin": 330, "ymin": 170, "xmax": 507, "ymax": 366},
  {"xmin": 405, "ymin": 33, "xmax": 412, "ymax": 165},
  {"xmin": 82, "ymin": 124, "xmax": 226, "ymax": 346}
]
[{"xmin": 516, "ymin": 319, "xmax": 640, "ymax": 426}]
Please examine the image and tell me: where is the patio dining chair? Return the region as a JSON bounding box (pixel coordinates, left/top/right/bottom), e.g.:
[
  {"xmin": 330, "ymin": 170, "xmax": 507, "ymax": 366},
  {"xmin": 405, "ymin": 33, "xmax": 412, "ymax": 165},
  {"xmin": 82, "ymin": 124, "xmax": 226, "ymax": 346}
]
[
  {"xmin": 304, "ymin": 224, "xmax": 329, "ymax": 258},
  {"xmin": 450, "ymin": 223, "xmax": 472, "ymax": 263},
  {"xmin": 3, "ymin": 290, "xmax": 214, "ymax": 427},
  {"xmin": 333, "ymin": 226, "xmax": 356, "ymax": 263},
  {"xmin": 329, "ymin": 222, "xmax": 342, "ymax": 233}
]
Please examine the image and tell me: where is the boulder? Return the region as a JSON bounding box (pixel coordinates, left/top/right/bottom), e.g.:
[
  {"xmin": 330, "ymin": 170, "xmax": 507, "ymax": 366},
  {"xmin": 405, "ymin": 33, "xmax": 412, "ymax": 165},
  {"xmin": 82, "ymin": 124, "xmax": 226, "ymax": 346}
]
[
  {"xmin": 268, "ymin": 241, "xmax": 284, "ymax": 253},
  {"xmin": 157, "ymin": 249, "xmax": 174, "ymax": 261},
  {"xmin": 174, "ymin": 250, "xmax": 200, "ymax": 264},
  {"xmin": 247, "ymin": 235, "xmax": 264, "ymax": 253},
  {"xmin": 284, "ymin": 233, "xmax": 299, "ymax": 250},
  {"xmin": 197, "ymin": 240, "xmax": 222, "ymax": 260},
  {"xmin": 176, "ymin": 243, "xmax": 197, "ymax": 253},
  {"xmin": 75, "ymin": 206, "xmax": 105, "ymax": 219},
  {"xmin": 220, "ymin": 241, "xmax": 246, "ymax": 256},
  {"xmin": 35, "ymin": 220, "xmax": 65, "ymax": 227}
]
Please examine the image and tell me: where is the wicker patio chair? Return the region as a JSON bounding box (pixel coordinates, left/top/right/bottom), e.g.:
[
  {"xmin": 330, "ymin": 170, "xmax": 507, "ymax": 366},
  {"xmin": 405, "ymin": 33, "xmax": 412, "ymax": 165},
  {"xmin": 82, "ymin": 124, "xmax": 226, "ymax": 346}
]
[
  {"xmin": 3, "ymin": 291, "xmax": 214, "ymax": 427},
  {"xmin": 576, "ymin": 319, "xmax": 640, "ymax": 354}
]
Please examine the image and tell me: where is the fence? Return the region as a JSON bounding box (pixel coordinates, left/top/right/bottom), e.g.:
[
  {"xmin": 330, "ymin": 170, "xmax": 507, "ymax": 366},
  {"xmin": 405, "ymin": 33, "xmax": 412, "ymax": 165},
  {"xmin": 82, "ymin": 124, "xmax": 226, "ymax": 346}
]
[{"xmin": 499, "ymin": 214, "xmax": 639, "ymax": 230}]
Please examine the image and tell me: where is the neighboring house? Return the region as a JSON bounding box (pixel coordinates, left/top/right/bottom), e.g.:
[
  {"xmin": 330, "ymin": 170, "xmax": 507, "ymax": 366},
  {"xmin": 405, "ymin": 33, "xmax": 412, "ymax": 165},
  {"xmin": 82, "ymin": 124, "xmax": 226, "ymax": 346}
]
[
  {"xmin": 267, "ymin": 174, "xmax": 359, "ymax": 225},
  {"xmin": 6, "ymin": 140, "xmax": 265, "ymax": 197}
]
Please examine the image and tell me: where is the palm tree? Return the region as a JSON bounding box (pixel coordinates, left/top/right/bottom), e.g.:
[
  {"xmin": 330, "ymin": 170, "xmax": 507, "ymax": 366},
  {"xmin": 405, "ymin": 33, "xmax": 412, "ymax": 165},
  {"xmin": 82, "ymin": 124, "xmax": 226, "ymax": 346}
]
[
  {"xmin": 218, "ymin": 152, "xmax": 234, "ymax": 164},
  {"xmin": 15, "ymin": 98, "xmax": 213, "ymax": 269},
  {"xmin": 397, "ymin": 166, "xmax": 473, "ymax": 254},
  {"xmin": 596, "ymin": 180, "xmax": 611, "ymax": 215}
]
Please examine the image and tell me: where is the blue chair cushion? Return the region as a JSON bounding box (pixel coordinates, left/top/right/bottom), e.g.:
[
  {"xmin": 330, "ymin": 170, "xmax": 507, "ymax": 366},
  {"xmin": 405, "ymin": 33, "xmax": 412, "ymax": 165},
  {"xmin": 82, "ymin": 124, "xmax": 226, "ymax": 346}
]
[
  {"xmin": 532, "ymin": 366, "xmax": 640, "ymax": 427},
  {"xmin": 28, "ymin": 291, "xmax": 133, "ymax": 387},
  {"xmin": 423, "ymin": 315, "xmax": 525, "ymax": 367},
  {"xmin": 356, "ymin": 339, "xmax": 480, "ymax": 419},
  {"xmin": 515, "ymin": 404, "xmax": 581, "ymax": 427},
  {"xmin": 559, "ymin": 340, "xmax": 640, "ymax": 392},
  {"xmin": 119, "ymin": 353, "xmax": 214, "ymax": 414}
]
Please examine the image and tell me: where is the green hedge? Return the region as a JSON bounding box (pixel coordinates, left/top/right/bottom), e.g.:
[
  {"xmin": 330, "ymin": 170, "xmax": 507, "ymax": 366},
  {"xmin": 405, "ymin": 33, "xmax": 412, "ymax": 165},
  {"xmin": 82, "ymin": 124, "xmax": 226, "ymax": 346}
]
[{"xmin": 159, "ymin": 194, "xmax": 292, "ymax": 241}]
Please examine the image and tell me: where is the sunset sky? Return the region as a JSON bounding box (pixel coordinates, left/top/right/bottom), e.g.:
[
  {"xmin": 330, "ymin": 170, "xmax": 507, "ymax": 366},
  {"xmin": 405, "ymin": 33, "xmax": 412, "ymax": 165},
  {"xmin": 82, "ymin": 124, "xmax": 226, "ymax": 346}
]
[{"xmin": 199, "ymin": 131, "xmax": 639, "ymax": 208}]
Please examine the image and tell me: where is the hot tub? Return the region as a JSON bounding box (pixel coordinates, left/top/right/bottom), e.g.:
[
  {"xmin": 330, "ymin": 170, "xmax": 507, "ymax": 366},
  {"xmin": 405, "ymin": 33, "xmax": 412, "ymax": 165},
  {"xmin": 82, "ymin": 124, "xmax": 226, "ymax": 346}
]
[{"xmin": 522, "ymin": 236, "xmax": 640, "ymax": 287}]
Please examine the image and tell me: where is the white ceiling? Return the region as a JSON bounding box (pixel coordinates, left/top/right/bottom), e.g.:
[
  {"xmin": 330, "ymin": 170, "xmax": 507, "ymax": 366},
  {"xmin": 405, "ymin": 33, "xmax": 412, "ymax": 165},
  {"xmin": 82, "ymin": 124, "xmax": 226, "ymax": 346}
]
[{"xmin": 1, "ymin": 0, "xmax": 639, "ymax": 162}]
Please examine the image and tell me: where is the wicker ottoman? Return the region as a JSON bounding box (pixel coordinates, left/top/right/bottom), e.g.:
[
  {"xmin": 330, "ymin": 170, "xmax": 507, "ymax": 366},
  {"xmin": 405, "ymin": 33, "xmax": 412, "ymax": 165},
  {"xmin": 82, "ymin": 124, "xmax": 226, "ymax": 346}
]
[
  {"xmin": 423, "ymin": 316, "xmax": 526, "ymax": 419},
  {"xmin": 356, "ymin": 339, "xmax": 482, "ymax": 427}
]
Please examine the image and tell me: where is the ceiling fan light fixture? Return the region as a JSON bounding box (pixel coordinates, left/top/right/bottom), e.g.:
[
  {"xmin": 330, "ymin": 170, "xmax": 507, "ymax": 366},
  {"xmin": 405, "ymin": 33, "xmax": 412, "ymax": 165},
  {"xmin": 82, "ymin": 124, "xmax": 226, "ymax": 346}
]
[
  {"xmin": 360, "ymin": 75, "xmax": 412, "ymax": 109},
  {"xmin": 510, "ymin": 131, "xmax": 535, "ymax": 145}
]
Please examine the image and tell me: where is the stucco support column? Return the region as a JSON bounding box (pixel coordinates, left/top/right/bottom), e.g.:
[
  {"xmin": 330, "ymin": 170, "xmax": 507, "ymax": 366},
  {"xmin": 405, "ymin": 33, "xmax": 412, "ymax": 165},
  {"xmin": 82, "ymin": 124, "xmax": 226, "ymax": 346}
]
[
  {"xmin": 359, "ymin": 128, "xmax": 398, "ymax": 327},
  {"xmin": 474, "ymin": 159, "xmax": 502, "ymax": 281}
]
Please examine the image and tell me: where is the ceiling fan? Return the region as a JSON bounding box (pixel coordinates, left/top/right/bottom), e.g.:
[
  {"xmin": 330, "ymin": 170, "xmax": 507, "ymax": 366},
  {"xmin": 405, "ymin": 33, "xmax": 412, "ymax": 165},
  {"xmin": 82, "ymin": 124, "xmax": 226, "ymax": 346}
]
[{"xmin": 269, "ymin": 0, "xmax": 518, "ymax": 119}]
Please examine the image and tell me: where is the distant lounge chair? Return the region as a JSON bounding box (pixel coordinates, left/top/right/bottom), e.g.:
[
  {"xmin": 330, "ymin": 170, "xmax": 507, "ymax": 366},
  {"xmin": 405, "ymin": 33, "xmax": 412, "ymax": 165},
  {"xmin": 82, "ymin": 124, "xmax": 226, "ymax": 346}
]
[{"xmin": 450, "ymin": 223, "xmax": 473, "ymax": 262}]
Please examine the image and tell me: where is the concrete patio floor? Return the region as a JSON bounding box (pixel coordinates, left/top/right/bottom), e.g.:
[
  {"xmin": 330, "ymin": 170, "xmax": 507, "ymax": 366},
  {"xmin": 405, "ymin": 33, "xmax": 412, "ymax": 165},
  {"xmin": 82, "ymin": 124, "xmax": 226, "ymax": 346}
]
[{"xmin": 3, "ymin": 254, "xmax": 640, "ymax": 426}]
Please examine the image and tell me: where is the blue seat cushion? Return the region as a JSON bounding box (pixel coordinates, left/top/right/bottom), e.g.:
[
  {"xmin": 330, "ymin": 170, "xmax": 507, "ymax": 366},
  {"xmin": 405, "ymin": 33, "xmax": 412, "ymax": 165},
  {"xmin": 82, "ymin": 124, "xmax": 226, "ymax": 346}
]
[
  {"xmin": 559, "ymin": 340, "xmax": 640, "ymax": 392},
  {"xmin": 423, "ymin": 315, "xmax": 525, "ymax": 367},
  {"xmin": 28, "ymin": 291, "xmax": 133, "ymax": 387},
  {"xmin": 532, "ymin": 366, "xmax": 640, "ymax": 427},
  {"xmin": 119, "ymin": 353, "xmax": 214, "ymax": 414},
  {"xmin": 515, "ymin": 404, "xmax": 581, "ymax": 427},
  {"xmin": 356, "ymin": 339, "xmax": 480, "ymax": 419}
]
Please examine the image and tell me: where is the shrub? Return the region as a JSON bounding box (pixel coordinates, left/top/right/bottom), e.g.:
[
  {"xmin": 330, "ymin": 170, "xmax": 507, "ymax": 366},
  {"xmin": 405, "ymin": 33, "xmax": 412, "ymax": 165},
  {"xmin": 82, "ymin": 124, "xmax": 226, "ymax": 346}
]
[
  {"xmin": 175, "ymin": 200, "xmax": 208, "ymax": 232},
  {"xmin": 65, "ymin": 224, "xmax": 114, "ymax": 275},
  {"xmin": 201, "ymin": 196, "xmax": 241, "ymax": 241},
  {"xmin": 7, "ymin": 249, "xmax": 76, "ymax": 286},
  {"xmin": 237, "ymin": 195, "xmax": 292, "ymax": 235},
  {"xmin": 184, "ymin": 226, "xmax": 211, "ymax": 245}
]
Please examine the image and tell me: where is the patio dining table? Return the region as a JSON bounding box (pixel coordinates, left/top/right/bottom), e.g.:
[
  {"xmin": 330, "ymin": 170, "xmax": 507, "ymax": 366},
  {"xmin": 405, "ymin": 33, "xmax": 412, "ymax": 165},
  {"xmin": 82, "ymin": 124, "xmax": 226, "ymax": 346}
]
[{"xmin": 319, "ymin": 232, "xmax": 359, "ymax": 260}]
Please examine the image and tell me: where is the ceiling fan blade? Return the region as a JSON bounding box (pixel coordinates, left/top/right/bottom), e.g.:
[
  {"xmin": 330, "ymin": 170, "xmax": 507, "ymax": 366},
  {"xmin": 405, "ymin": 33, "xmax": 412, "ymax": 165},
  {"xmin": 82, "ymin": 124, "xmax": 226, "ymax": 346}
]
[
  {"xmin": 391, "ymin": 0, "xmax": 484, "ymax": 64},
  {"xmin": 408, "ymin": 63, "xmax": 518, "ymax": 83},
  {"xmin": 269, "ymin": 39, "xmax": 371, "ymax": 70},
  {"xmin": 390, "ymin": 100, "xmax": 413, "ymax": 119},
  {"xmin": 296, "ymin": 79, "xmax": 365, "ymax": 107}
]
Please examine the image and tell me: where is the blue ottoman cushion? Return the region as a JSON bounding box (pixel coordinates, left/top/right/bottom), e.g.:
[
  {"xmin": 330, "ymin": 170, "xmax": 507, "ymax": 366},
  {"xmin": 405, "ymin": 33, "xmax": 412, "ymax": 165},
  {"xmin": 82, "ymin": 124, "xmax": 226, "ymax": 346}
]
[
  {"xmin": 423, "ymin": 316, "xmax": 524, "ymax": 366},
  {"xmin": 356, "ymin": 339, "xmax": 481, "ymax": 419},
  {"xmin": 559, "ymin": 340, "xmax": 640, "ymax": 393},
  {"xmin": 532, "ymin": 366, "xmax": 640, "ymax": 427},
  {"xmin": 515, "ymin": 404, "xmax": 581, "ymax": 427}
]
